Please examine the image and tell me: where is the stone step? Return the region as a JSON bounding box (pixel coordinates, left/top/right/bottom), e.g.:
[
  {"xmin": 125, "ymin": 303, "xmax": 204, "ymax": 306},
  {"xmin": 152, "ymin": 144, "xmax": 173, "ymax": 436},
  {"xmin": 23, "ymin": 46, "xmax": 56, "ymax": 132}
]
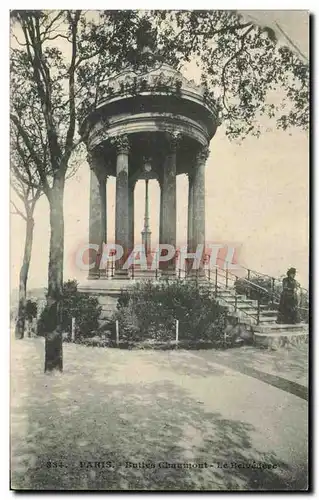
[
  {"xmin": 253, "ymin": 325, "xmax": 308, "ymax": 349},
  {"xmin": 254, "ymin": 322, "xmax": 308, "ymax": 334},
  {"xmin": 222, "ymin": 298, "xmax": 256, "ymax": 307},
  {"xmin": 258, "ymin": 317, "xmax": 277, "ymax": 324},
  {"xmin": 217, "ymin": 289, "xmax": 236, "ymax": 296},
  {"xmin": 219, "ymin": 302, "xmax": 256, "ymax": 314},
  {"xmin": 217, "ymin": 303, "xmax": 259, "ymax": 315},
  {"xmin": 222, "ymin": 310, "xmax": 277, "ymax": 327},
  {"xmin": 259, "ymin": 309, "xmax": 279, "ymax": 316},
  {"xmin": 234, "ymin": 308, "xmax": 258, "ymax": 318},
  {"xmin": 217, "ymin": 295, "xmax": 251, "ymax": 303},
  {"xmin": 233, "ymin": 311, "xmax": 256, "ymax": 323},
  {"xmin": 131, "ymin": 270, "xmax": 159, "ymax": 279}
]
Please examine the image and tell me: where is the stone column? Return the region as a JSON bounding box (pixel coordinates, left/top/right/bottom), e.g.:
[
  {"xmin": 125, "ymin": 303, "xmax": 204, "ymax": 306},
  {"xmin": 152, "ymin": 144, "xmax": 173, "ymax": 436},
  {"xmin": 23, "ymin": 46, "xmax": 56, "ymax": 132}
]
[
  {"xmin": 113, "ymin": 135, "xmax": 130, "ymax": 279},
  {"xmin": 187, "ymin": 171, "xmax": 194, "ymax": 274},
  {"xmin": 159, "ymin": 176, "xmax": 163, "ymax": 245},
  {"xmin": 141, "ymin": 179, "xmax": 152, "ymax": 256},
  {"xmin": 192, "ymin": 145, "xmax": 209, "ymax": 275},
  {"xmin": 161, "ymin": 134, "xmax": 178, "ymax": 276},
  {"xmin": 99, "ymin": 176, "xmax": 107, "ymax": 277},
  {"xmin": 187, "ymin": 172, "xmax": 194, "ymax": 252},
  {"xmin": 88, "ymin": 154, "xmax": 106, "ymax": 279},
  {"xmin": 128, "ymin": 179, "xmax": 135, "ymax": 255},
  {"xmin": 100, "ymin": 178, "xmax": 107, "ymax": 246}
]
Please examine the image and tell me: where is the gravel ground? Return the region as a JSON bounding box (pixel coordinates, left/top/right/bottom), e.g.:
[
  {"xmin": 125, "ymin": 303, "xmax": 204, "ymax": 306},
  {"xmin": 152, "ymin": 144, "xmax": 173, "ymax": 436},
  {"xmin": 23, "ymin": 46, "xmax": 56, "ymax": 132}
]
[{"xmin": 10, "ymin": 338, "xmax": 308, "ymax": 491}]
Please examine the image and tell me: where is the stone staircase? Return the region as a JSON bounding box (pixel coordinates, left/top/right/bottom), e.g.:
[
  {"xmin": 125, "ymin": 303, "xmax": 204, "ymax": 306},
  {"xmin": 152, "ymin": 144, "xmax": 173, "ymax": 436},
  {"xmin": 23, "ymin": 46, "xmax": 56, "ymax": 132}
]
[
  {"xmin": 79, "ymin": 269, "xmax": 309, "ymax": 349},
  {"xmin": 204, "ymin": 285, "xmax": 308, "ymax": 349}
]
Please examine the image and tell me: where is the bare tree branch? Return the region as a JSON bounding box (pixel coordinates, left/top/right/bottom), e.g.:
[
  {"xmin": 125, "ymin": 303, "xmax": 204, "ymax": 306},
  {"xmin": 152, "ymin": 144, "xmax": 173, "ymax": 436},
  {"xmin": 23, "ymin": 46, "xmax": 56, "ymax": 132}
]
[
  {"xmin": 10, "ymin": 199, "xmax": 27, "ymax": 221},
  {"xmin": 11, "ymin": 113, "xmax": 51, "ymax": 195},
  {"xmin": 64, "ymin": 10, "xmax": 81, "ymax": 162},
  {"xmin": 40, "ymin": 11, "xmax": 65, "ymax": 41}
]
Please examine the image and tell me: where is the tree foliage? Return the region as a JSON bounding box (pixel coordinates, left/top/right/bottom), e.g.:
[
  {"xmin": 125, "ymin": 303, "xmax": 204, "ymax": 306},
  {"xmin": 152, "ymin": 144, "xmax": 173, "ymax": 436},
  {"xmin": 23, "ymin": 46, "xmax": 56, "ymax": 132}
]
[{"xmin": 152, "ymin": 10, "xmax": 309, "ymax": 139}]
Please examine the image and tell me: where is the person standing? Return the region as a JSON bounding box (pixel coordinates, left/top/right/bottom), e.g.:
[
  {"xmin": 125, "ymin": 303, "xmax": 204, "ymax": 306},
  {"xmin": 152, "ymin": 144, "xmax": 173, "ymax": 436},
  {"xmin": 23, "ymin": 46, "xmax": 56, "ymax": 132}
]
[{"xmin": 277, "ymin": 267, "xmax": 300, "ymax": 324}]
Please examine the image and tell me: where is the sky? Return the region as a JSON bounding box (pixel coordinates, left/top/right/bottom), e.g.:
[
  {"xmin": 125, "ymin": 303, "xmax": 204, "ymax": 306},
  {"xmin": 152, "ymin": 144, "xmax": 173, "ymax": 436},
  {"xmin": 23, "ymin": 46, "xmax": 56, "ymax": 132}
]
[{"xmin": 10, "ymin": 10, "xmax": 309, "ymax": 290}]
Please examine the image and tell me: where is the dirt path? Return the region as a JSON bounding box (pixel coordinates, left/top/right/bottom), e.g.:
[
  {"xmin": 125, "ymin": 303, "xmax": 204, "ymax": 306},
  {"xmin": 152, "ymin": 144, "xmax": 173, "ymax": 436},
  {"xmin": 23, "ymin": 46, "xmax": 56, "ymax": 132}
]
[{"xmin": 11, "ymin": 339, "xmax": 308, "ymax": 491}]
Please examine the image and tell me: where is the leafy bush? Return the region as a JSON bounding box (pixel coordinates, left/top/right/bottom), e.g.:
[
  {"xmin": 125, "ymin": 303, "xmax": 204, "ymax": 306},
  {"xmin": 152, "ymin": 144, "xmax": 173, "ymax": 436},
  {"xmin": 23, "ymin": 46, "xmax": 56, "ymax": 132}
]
[
  {"xmin": 113, "ymin": 280, "xmax": 227, "ymax": 346},
  {"xmin": 80, "ymin": 336, "xmax": 110, "ymax": 348},
  {"xmin": 38, "ymin": 280, "xmax": 102, "ymax": 338},
  {"xmin": 234, "ymin": 275, "xmax": 282, "ymax": 306},
  {"xmin": 299, "ymin": 289, "xmax": 309, "ymax": 323}
]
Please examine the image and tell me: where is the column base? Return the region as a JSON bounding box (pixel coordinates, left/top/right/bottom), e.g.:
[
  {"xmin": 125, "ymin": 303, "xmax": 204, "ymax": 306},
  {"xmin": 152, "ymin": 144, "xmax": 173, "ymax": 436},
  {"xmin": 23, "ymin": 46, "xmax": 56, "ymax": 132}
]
[
  {"xmin": 113, "ymin": 269, "xmax": 129, "ymax": 280},
  {"xmin": 88, "ymin": 272, "xmax": 100, "ymax": 280},
  {"xmin": 187, "ymin": 268, "xmax": 206, "ymax": 280},
  {"xmin": 132, "ymin": 269, "xmax": 158, "ymax": 280},
  {"xmin": 160, "ymin": 269, "xmax": 177, "ymax": 280},
  {"xmin": 99, "ymin": 271, "xmax": 110, "ymax": 280}
]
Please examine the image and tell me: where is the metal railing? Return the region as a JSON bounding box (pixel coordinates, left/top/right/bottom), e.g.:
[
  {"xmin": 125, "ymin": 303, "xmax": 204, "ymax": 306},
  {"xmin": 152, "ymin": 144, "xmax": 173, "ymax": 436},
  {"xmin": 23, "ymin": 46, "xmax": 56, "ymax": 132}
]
[
  {"xmin": 214, "ymin": 255, "xmax": 308, "ymax": 295},
  {"xmin": 96, "ymin": 252, "xmax": 308, "ymax": 326},
  {"xmin": 179, "ymin": 263, "xmax": 308, "ymax": 326},
  {"xmin": 206, "ymin": 266, "xmax": 264, "ymax": 325}
]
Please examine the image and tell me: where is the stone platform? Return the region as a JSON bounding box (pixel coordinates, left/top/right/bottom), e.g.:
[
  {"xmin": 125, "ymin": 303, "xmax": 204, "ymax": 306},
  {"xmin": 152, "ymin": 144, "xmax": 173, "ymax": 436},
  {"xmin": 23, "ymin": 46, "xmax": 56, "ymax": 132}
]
[
  {"xmin": 78, "ymin": 277, "xmax": 163, "ymax": 322},
  {"xmin": 78, "ymin": 279, "xmax": 134, "ymax": 321},
  {"xmin": 253, "ymin": 324, "xmax": 309, "ymax": 350}
]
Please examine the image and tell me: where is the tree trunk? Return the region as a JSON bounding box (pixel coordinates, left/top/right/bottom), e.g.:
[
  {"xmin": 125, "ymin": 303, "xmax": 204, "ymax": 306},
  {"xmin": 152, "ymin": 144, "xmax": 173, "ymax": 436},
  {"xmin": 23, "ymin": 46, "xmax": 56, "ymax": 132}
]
[
  {"xmin": 44, "ymin": 177, "xmax": 65, "ymax": 373},
  {"xmin": 15, "ymin": 216, "xmax": 35, "ymax": 339}
]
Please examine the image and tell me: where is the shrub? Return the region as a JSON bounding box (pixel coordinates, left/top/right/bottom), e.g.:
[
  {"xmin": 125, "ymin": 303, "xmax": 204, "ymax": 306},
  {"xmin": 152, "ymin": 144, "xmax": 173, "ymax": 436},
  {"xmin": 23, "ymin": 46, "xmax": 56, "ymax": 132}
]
[
  {"xmin": 38, "ymin": 280, "xmax": 102, "ymax": 338},
  {"xmin": 25, "ymin": 299, "xmax": 37, "ymax": 321},
  {"xmin": 299, "ymin": 289, "xmax": 309, "ymax": 323},
  {"xmin": 79, "ymin": 336, "xmax": 109, "ymax": 348},
  {"xmin": 113, "ymin": 280, "xmax": 227, "ymax": 346},
  {"xmin": 234, "ymin": 275, "xmax": 282, "ymax": 306}
]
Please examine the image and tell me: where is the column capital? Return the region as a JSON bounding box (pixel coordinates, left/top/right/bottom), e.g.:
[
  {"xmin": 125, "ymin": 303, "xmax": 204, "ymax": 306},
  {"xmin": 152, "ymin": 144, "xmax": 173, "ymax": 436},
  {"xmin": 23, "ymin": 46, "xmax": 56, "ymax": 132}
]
[
  {"xmin": 165, "ymin": 131, "xmax": 183, "ymax": 152},
  {"xmin": 87, "ymin": 153, "xmax": 108, "ymax": 182},
  {"xmin": 195, "ymin": 145, "xmax": 210, "ymax": 164},
  {"xmin": 195, "ymin": 146, "xmax": 209, "ymax": 164},
  {"xmin": 110, "ymin": 135, "xmax": 130, "ymax": 155}
]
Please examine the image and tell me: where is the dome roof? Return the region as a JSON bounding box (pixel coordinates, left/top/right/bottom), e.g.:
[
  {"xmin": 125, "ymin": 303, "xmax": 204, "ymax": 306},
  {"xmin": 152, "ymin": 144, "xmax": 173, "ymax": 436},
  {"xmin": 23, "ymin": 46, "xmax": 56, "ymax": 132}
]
[
  {"xmin": 79, "ymin": 61, "xmax": 219, "ymax": 150},
  {"xmin": 95, "ymin": 62, "xmax": 217, "ymax": 116}
]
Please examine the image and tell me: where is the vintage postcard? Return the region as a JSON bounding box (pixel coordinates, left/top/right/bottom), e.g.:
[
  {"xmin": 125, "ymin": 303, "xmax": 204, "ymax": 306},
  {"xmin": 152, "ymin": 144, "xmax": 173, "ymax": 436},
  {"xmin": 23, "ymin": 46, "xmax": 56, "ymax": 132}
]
[{"xmin": 10, "ymin": 9, "xmax": 309, "ymax": 491}]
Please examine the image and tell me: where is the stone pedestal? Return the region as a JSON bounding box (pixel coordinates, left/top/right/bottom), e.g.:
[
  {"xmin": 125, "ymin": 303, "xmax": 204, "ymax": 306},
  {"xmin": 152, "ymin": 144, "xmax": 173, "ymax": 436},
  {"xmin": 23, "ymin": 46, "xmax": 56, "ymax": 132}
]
[{"xmin": 78, "ymin": 279, "xmax": 135, "ymax": 324}]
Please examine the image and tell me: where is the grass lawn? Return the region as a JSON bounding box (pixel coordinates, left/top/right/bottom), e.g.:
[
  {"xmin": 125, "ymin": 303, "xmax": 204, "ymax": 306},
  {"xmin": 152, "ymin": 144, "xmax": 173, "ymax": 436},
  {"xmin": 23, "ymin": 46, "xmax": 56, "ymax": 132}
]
[{"xmin": 11, "ymin": 338, "xmax": 308, "ymax": 491}]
